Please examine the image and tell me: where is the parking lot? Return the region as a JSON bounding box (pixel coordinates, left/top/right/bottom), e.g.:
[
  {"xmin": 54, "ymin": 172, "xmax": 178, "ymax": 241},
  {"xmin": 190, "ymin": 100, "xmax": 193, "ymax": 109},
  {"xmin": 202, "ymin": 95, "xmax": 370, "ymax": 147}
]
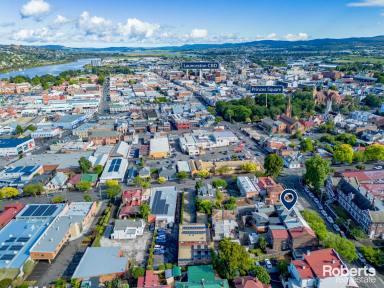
[{"xmin": 100, "ymin": 230, "xmax": 153, "ymax": 266}]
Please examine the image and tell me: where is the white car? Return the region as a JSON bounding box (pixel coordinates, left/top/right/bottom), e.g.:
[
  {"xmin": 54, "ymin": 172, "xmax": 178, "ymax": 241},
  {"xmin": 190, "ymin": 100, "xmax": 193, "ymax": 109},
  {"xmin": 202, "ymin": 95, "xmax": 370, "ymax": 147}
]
[
  {"xmin": 265, "ymin": 259, "xmax": 272, "ymax": 270},
  {"xmin": 333, "ymin": 224, "xmax": 341, "ymax": 232},
  {"xmin": 327, "ymin": 216, "xmax": 334, "ymax": 224}
]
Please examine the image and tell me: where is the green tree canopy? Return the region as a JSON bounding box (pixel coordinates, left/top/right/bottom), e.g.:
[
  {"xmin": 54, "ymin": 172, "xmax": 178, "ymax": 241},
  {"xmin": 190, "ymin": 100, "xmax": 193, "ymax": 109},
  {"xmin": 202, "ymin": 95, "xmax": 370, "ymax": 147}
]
[
  {"xmin": 264, "ymin": 153, "xmax": 284, "ymax": 177},
  {"xmin": 23, "ymin": 182, "xmax": 44, "ymax": 196},
  {"xmin": 213, "ymin": 238, "xmax": 254, "ymax": 280},
  {"xmin": 304, "ymin": 155, "xmax": 330, "ymax": 191},
  {"xmin": 364, "ymin": 144, "xmax": 384, "ymax": 161},
  {"xmin": 79, "ymin": 157, "xmax": 92, "ymax": 173},
  {"xmin": 333, "ymin": 144, "xmax": 354, "ymax": 164}
]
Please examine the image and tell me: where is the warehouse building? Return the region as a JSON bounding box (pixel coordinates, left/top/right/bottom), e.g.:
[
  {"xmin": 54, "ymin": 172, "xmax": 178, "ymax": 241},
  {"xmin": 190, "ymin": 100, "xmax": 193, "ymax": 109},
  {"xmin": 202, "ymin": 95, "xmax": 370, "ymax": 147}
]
[
  {"xmin": 100, "ymin": 158, "xmax": 128, "ymax": 183},
  {"xmin": 0, "ymin": 204, "xmax": 64, "ymax": 272},
  {"xmin": 149, "ymin": 186, "xmax": 178, "ymax": 226},
  {"xmin": 72, "ymin": 247, "xmax": 129, "ymax": 283},
  {"xmin": 237, "ymin": 176, "xmax": 259, "ymax": 198},
  {"xmin": 0, "ymin": 138, "xmax": 35, "ymax": 157},
  {"xmin": 30, "ymin": 202, "xmax": 97, "ymax": 261},
  {"xmin": 149, "ymin": 137, "xmax": 170, "ymax": 159}
]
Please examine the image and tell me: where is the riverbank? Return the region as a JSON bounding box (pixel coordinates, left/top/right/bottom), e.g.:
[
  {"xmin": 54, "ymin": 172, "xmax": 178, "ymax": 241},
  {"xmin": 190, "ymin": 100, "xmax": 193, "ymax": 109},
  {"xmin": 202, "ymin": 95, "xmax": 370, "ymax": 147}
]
[{"xmin": 0, "ymin": 58, "xmax": 95, "ymax": 79}]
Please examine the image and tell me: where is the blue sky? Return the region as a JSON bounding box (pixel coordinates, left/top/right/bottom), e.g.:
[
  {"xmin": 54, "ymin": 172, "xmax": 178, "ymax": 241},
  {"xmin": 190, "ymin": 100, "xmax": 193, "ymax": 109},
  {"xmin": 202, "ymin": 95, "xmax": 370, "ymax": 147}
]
[{"xmin": 1, "ymin": 0, "xmax": 384, "ymax": 47}]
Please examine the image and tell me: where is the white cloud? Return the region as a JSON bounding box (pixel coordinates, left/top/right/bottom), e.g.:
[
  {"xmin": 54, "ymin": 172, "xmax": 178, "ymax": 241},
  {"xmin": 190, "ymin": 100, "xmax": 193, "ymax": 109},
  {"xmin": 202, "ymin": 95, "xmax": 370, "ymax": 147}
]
[
  {"xmin": 285, "ymin": 32, "xmax": 309, "ymax": 41},
  {"xmin": 13, "ymin": 27, "xmax": 52, "ymax": 42},
  {"xmin": 54, "ymin": 15, "xmax": 69, "ymax": 24},
  {"xmin": 78, "ymin": 11, "xmax": 112, "ymax": 36},
  {"xmin": 20, "ymin": 0, "xmax": 50, "ymax": 18},
  {"xmin": 190, "ymin": 28, "xmax": 208, "ymax": 39},
  {"xmin": 348, "ymin": 0, "xmax": 384, "ymax": 6},
  {"xmin": 117, "ymin": 18, "xmax": 160, "ymax": 38}
]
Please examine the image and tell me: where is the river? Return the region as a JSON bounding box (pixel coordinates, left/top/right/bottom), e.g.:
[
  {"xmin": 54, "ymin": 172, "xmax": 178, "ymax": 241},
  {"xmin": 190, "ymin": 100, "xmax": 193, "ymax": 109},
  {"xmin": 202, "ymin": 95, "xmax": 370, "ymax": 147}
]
[{"xmin": 0, "ymin": 58, "xmax": 95, "ymax": 79}]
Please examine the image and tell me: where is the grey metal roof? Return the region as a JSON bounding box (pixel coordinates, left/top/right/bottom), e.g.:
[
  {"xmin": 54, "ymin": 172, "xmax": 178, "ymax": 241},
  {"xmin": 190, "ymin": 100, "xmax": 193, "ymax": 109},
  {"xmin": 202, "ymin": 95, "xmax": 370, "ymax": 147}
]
[
  {"xmin": 72, "ymin": 247, "xmax": 128, "ymax": 279},
  {"xmin": 150, "ymin": 186, "xmax": 178, "ymax": 217}
]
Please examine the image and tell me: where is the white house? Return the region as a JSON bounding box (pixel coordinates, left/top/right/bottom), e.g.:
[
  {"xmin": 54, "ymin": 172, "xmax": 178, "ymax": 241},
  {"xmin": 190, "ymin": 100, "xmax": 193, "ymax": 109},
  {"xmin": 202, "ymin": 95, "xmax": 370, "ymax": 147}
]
[{"xmin": 111, "ymin": 219, "xmax": 145, "ymax": 240}]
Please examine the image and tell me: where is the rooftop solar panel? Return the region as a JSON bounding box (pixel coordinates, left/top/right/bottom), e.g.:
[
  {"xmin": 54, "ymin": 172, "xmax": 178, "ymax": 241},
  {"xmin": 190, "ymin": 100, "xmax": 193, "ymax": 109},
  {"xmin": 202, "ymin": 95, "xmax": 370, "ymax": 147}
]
[
  {"xmin": 0, "ymin": 246, "xmax": 9, "ymax": 251},
  {"xmin": 32, "ymin": 205, "xmax": 49, "ymax": 216},
  {"xmin": 1, "ymin": 254, "xmax": 15, "ymax": 261},
  {"xmin": 42, "ymin": 205, "xmax": 57, "ymax": 216},
  {"xmin": 21, "ymin": 205, "xmax": 39, "ymax": 217},
  {"xmin": 17, "ymin": 237, "xmax": 30, "ymax": 243},
  {"xmin": 5, "ymin": 237, "xmax": 16, "ymax": 243},
  {"xmin": 9, "ymin": 245, "xmax": 23, "ymax": 251}
]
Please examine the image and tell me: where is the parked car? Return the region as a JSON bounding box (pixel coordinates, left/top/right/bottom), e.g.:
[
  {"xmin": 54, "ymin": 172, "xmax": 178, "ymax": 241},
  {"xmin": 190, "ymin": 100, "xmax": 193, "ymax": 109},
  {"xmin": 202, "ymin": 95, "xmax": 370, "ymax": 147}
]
[
  {"xmin": 265, "ymin": 259, "xmax": 272, "ymax": 270},
  {"xmin": 154, "ymin": 249, "xmax": 165, "ymax": 255},
  {"xmin": 327, "ymin": 216, "xmax": 334, "ymax": 224},
  {"xmin": 333, "ymin": 224, "xmax": 341, "ymax": 232}
]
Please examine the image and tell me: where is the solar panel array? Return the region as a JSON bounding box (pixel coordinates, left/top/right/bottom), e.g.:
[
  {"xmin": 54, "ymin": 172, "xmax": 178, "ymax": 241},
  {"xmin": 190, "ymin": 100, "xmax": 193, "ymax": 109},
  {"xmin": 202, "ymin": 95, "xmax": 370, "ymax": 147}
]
[
  {"xmin": 182, "ymin": 230, "xmax": 206, "ymax": 235},
  {"xmin": 151, "ymin": 190, "xmax": 169, "ymax": 215},
  {"xmin": 108, "ymin": 158, "xmax": 122, "ymax": 173},
  {"xmin": 0, "ymin": 235, "xmax": 29, "ymax": 262},
  {"xmin": 20, "ymin": 204, "xmax": 58, "ymax": 217}
]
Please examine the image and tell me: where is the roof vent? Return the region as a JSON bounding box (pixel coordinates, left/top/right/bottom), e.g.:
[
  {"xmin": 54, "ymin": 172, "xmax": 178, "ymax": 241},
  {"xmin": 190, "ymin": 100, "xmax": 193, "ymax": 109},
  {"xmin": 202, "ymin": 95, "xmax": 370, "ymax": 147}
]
[{"xmin": 302, "ymin": 265, "xmax": 306, "ymax": 269}]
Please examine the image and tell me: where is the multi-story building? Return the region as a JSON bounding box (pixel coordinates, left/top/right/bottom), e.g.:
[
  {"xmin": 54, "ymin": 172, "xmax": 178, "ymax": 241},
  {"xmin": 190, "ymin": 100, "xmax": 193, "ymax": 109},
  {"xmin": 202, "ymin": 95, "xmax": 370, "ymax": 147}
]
[
  {"xmin": 0, "ymin": 138, "xmax": 35, "ymax": 157},
  {"xmin": 333, "ymin": 172, "xmax": 384, "ymax": 239},
  {"xmin": 178, "ymin": 223, "xmax": 211, "ymax": 266},
  {"xmin": 212, "ymin": 209, "xmax": 238, "ymax": 241}
]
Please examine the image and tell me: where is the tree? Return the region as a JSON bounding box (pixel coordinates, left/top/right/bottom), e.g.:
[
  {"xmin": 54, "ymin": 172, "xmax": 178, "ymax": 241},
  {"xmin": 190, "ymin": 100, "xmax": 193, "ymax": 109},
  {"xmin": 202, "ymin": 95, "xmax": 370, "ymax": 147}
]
[
  {"xmin": 176, "ymin": 171, "xmax": 188, "ymax": 180},
  {"xmin": 223, "ymin": 196, "xmax": 237, "ymax": 210},
  {"xmin": 353, "ymin": 150, "xmax": 366, "ymax": 163},
  {"xmin": 302, "ymin": 209, "xmax": 328, "ymax": 240},
  {"xmin": 51, "ymin": 195, "xmax": 65, "ymax": 203},
  {"xmin": 0, "ymin": 187, "xmax": 19, "ymax": 199},
  {"xmin": 139, "ymin": 203, "xmax": 150, "ymax": 221},
  {"xmin": 131, "ymin": 266, "xmax": 145, "ymax": 279},
  {"xmin": 133, "ymin": 176, "xmax": 151, "ymax": 188},
  {"xmin": 360, "ymin": 246, "xmax": 384, "ymax": 267},
  {"xmin": 257, "ymin": 236, "xmax": 267, "ymax": 252},
  {"xmin": 196, "ymin": 199, "xmax": 214, "ymax": 215},
  {"xmin": 83, "ymin": 193, "xmax": 92, "ymax": 202},
  {"xmin": 364, "ymin": 144, "xmax": 384, "ymax": 161},
  {"xmin": 157, "ymin": 176, "xmax": 167, "ymax": 184},
  {"xmin": 216, "ymin": 165, "xmax": 232, "ymax": 175},
  {"xmin": 363, "ymin": 94, "xmax": 382, "ymax": 108},
  {"xmin": 106, "ymin": 185, "xmax": 121, "ymax": 199},
  {"xmin": 277, "ymin": 260, "xmax": 289, "ymax": 278},
  {"xmin": 300, "ymin": 138, "xmax": 314, "ymax": 152},
  {"xmin": 212, "ymin": 179, "xmax": 227, "ymax": 189},
  {"xmin": 0, "ymin": 279, "xmax": 12, "ymax": 288},
  {"xmin": 264, "ymin": 153, "xmax": 284, "ymax": 177},
  {"xmin": 76, "ymin": 181, "xmax": 91, "ymax": 191},
  {"xmin": 195, "ymin": 170, "xmax": 210, "ymax": 179},
  {"xmin": 213, "ymin": 238, "xmax": 253, "ymax": 280},
  {"xmin": 240, "ymin": 162, "xmax": 259, "ymax": 173},
  {"xmin": 23, "ymin": 182, "xmax": 44, "ymax": 196},
  {"xmin": 333, "ymin": 144, "xmax": 354, "ymax": 164},
  {"xmin": 323, "ymin": 233, "xmax": 357, "ymax": 262},
  {"xmin": 15, "ymin": 125, "xmax": 24, "ymax": 135},
  {"xmin": 79, "ymin": 157, "xmax": 92, "ymax": 173},
  {"xmin": 304, "ymin": 155, "xmax": 330, "ymax": 192},
  {"xmin": 71, "ymin": 279, "xmax": 81, "ymax": 288},
  {"xmin": 215, "ymin": 190, "xmax": 225, "ymax": 207},
  {"xmin": 93, "ymin": 165, "xmax": 104, "ymax": 176},
  {"xmin": 251, "ymin": 266, "xmax": 271, "ymax": 284}
]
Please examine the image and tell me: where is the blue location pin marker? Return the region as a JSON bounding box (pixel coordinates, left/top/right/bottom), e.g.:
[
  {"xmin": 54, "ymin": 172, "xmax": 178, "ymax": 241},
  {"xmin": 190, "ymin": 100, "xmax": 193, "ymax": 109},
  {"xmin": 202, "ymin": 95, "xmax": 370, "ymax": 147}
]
[{"xmin": 280, "ymin": 189, "xmax": 298, "ymax": 211}]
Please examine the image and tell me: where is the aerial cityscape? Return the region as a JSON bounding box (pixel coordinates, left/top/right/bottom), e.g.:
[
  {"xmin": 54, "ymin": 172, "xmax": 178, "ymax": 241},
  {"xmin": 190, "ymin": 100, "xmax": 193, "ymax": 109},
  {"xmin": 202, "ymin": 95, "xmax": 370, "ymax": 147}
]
[{"xmin": 0, "ymin": 0, "xmax": 384, "ymax": 288}]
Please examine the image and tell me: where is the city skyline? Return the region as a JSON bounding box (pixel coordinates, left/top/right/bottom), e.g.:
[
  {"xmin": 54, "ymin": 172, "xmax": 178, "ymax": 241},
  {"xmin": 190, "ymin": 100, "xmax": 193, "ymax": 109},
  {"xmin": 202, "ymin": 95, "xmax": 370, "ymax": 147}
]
[{"xmin": 1, "ymin": 0, "xmax": 384, "ymax": 47}]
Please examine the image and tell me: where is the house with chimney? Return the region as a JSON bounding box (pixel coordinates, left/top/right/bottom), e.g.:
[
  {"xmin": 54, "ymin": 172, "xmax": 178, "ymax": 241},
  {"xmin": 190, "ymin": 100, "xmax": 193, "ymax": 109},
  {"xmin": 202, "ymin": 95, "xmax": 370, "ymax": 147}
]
[{"xmin": 287, "ymin": 248, "xmax": 358, "ymax": 288}]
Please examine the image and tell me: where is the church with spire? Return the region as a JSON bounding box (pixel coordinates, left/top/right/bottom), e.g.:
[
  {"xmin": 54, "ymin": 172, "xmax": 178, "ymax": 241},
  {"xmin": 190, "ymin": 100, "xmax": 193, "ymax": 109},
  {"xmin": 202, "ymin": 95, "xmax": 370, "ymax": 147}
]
[{"xmin": 276, "ymin": 95, "xmax": 304, "ymax": 134}]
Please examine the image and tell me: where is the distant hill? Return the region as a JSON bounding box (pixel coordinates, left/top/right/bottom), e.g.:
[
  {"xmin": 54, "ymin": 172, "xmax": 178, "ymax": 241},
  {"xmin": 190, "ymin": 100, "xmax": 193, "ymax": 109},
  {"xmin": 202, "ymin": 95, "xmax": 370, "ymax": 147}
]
[{"xmin": 35, "ymin": 35, "xmax": 384, "ymax": 52}]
